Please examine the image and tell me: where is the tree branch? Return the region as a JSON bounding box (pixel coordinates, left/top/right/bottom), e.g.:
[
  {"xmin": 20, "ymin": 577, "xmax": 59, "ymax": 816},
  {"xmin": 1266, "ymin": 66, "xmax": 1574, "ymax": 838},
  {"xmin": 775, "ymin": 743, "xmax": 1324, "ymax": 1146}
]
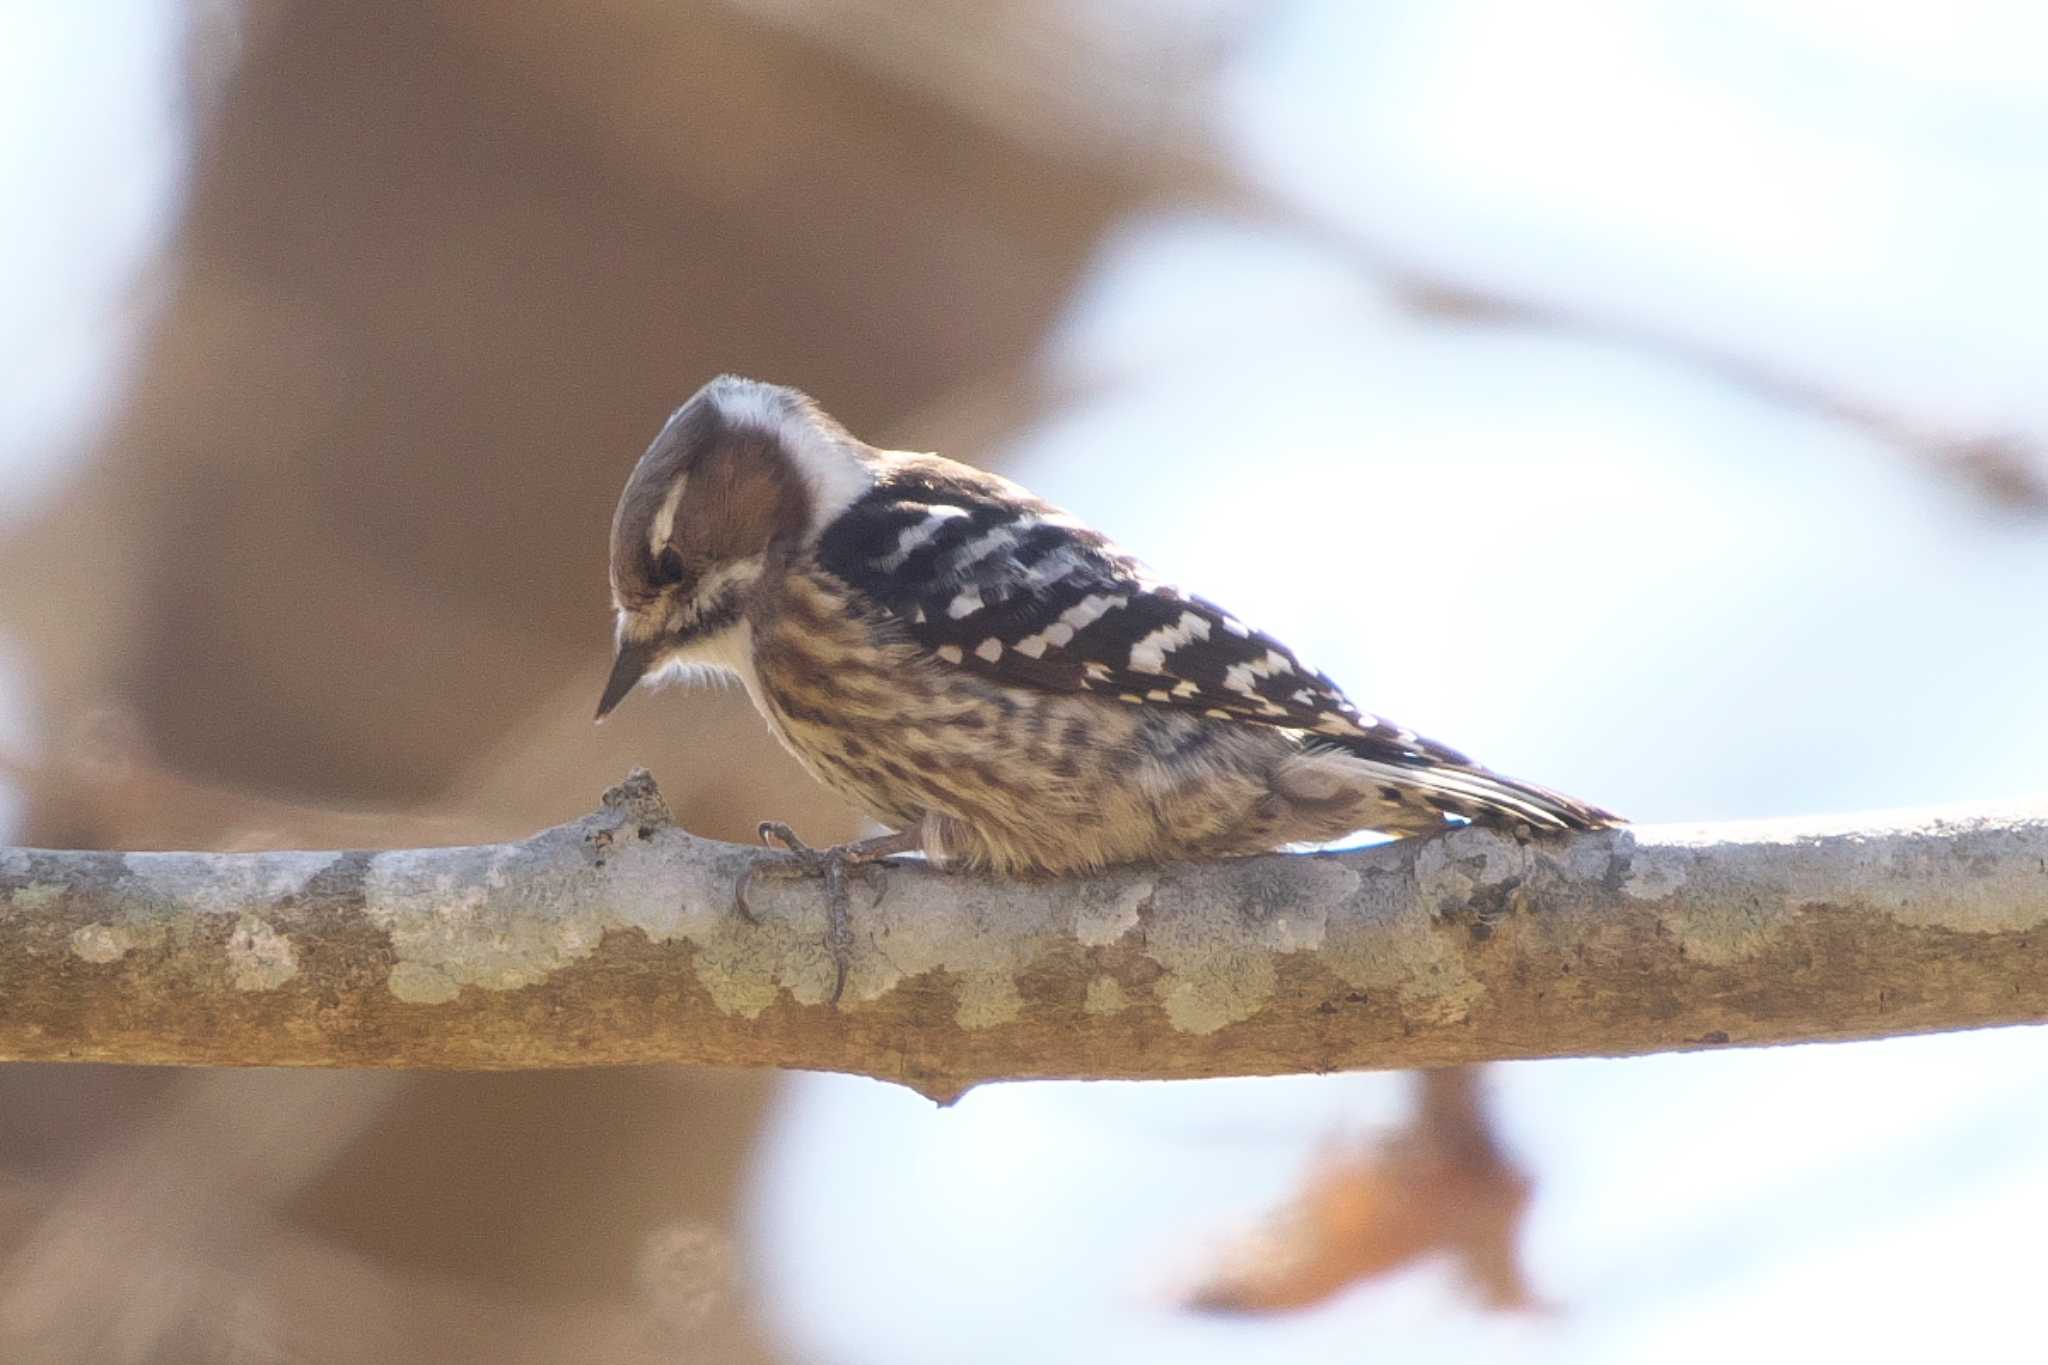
[{"xmin": 3, "ymin": 771, "xmax": 2045, "ymax": 1101}]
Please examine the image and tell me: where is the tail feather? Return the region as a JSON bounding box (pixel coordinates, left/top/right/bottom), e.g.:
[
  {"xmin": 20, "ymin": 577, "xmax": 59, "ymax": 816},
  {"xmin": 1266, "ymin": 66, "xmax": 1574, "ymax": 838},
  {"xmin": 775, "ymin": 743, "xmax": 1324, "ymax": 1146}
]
[{"xmin": 1278, "ymin": 748, "xmax": 1620, "ymax": 837}]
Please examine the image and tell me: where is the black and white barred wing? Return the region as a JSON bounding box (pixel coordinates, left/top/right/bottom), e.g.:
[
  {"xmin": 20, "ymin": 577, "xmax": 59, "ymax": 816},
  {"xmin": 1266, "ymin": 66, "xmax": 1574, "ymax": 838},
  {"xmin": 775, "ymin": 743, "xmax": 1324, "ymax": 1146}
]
[
  {"xmin": 814, "ymin": 459, "xmax": 1465, "ymax": 766},
  {"xmin": 817, "ymin": 457, "xmax": 1620, "ymax": 833}
]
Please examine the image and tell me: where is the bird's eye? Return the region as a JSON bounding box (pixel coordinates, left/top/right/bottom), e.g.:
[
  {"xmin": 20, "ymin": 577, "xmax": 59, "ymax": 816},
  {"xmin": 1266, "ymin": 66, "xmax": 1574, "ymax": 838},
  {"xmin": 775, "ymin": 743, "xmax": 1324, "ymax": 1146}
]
[{"xmin": 650, "ymin": 546, "xmax": 686, "ymax": 587}]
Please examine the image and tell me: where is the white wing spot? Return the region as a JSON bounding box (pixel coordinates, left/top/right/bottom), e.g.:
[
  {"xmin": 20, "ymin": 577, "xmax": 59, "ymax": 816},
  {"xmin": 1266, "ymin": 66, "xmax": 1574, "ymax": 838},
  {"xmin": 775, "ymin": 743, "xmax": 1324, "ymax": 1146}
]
[
  {"xmin": 975, "ymin": 637, "xmax": 1004, "ymax": 662},
  {"xmin": 1127, "ymin": 610, "xmax": 1212, "ymax": 674},
  {"xmin": 1223, "ymin": 648, "xmax": 1300, "ymax": 697},
  {"xmin": 936, "ymin": 645, "xmax": 964, "ymax": 664},
  {"xmin": 1022, "ymin": 545, "xmax": 1090, "ymax": 588},
  {"xmin": 1059, "ymin": 594, "xmax": 1125, "ymax": 632},
  {"xmin": 948, "ymin": 525, "xmax": 1022, "ymax": 569},
  {"xmin": 875, "ymin": 505, "xmax": 970, "ymax": 570},
  {"xmin": 946, "ymin": 587, "xmax": 985, "ymax": 619},
  {"xmin": 1218, "ymin": 616, "xmax": 1251, "ymax": 637}
]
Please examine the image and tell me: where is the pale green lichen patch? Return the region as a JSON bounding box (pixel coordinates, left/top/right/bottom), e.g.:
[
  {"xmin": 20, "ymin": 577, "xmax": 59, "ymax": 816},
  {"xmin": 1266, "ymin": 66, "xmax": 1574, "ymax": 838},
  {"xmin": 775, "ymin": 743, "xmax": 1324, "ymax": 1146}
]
[
  {"xmin": 360, "ymin": 822, "xmax": 839, "ymax": 1014},
  {"xmin": 954, "ymin": 974, "xmax": 1027, "ymax": 1029},
  {"xmin": 121, "ymin": 850, "xmax": 341, "ymax": 916},
  {"xmin": 226, "ymin": 914, "xmax": 298, "ymax": 990},
  {"xmin": 687, "ymin": 859, "xmax": 839, "ymax": 1016},
  {"xmin": 1412, "ymin": 827, "xmax": 1530, "ymax": 917},
  {"xmin": 1084, "ymin": 975, "xmax": 1128, "ymax": 1015},
  {"xmin": 363, "ymin": 835, "xmax": 620, "ymax": 999},
  {"xmin": 1315, "ymin": 834, "xmax": 1494, "ymax": 1026},
  {"xmin": 387, "ymin": 960, "xmax": 461, "ymax": 1005},
  {"xmin": 1621, "ymin": 847, "xmax": 1690, "ymax": 901},
  {"xmin": 828, "ymin": 869, "xmax": 1076, "ymax": 1026},
  {"xmin": 1140, "ymin": 857, "xmax": 1353, "ymax": 1034},
  {"xmin": 1781, "ymin": 826, "xmax": 2048, "ymax": 935},
  {"xmin": 1073, "ymin": 879, "xmax": 1152, "ymax": 946},
  {"xmin": 9, "ymin": 881, "xmax": 64, "ymax": 915},
  {"xmin": 1662, "ymin": 895, "xmax": 1779, "ymax": 966},
  {"xmin": 70, "ymin": 922, "xmax": 135, "ymax": 963},
  {"xmin": 1637, "ymin": 815, "xmax": 2048, "ymax": 963}
]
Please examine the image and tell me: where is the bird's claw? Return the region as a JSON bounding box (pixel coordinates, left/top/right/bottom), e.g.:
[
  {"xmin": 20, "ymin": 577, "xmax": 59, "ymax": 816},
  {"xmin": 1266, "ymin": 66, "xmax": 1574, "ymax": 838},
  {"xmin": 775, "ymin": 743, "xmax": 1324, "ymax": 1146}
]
[
  {"xmin": 756, "ymin": 820, "xmax": 817, "ymax": 860},
  {"xmin": 732, "ymin": 825, "xmax": 894, "ymax": 1005}
]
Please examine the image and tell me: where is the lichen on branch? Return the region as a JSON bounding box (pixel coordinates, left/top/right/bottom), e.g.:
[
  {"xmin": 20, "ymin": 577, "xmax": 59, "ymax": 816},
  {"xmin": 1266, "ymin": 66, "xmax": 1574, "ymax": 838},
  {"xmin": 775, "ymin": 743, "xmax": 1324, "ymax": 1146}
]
[{"xmin": 3, "ymin": 771, "xmax": 2046, "ymax": 1102}]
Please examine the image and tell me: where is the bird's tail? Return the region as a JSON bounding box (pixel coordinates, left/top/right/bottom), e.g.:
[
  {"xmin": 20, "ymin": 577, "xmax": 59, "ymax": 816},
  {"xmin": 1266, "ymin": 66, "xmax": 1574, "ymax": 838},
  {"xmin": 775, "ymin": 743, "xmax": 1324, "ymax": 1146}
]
[{"xmin": 1278, "ymin": 748, "xmax": 1621, "ymax": 837}]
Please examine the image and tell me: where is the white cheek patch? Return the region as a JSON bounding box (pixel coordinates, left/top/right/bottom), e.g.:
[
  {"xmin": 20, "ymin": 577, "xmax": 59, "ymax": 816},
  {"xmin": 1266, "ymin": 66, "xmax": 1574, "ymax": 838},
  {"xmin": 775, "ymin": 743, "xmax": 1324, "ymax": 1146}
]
[{"xmin": 704, "ymin": 376, "xmax": 876, "ymax": 539}]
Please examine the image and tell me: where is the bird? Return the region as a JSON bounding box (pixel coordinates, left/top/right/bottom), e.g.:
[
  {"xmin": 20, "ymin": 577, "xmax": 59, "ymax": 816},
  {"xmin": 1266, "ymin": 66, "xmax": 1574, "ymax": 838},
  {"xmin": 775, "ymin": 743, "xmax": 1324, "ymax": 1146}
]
[{"xmin": 597, "ymin": 376, "xmax": 1618, "ymax": 915}]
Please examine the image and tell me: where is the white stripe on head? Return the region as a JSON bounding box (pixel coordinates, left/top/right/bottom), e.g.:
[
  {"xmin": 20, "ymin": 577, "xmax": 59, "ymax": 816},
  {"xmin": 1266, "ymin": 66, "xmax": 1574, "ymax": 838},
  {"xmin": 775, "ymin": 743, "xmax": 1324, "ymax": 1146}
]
[
  {"xmin": 648, "ymin": 475, "xmax": 688, "ymax": 556},
  {"xmin": 702, "ymin": 375, "xmax": 875, "ymax": 538}
]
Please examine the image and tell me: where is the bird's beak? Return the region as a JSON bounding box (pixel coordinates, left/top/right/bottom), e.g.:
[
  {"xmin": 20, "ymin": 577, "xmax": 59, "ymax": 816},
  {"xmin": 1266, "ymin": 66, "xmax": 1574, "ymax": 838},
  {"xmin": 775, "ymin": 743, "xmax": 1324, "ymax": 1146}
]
[{"xmin": 595, "ymin": 638, "xmax": 659, "ymax": 721}]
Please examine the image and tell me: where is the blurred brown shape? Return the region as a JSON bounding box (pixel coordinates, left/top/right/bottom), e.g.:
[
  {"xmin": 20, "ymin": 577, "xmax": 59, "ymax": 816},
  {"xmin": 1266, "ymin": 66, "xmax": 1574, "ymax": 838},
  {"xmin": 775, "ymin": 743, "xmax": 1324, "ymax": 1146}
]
[
  {"xmin": 0, "ymin": 0, "xmax": 1162, "ymax": 1358},
  {"xmin": 1185, "ymin": 1068, "xmax": 1541, "ymax": 1315},
  {"xmin": 0, "ymin": 1069, "xmax": 772, "ymax": 1365},
  {"xmin": 5, "ymin": 705, "xmax": 491, "ymax": 852},
  {"xmin": 0, "ymin": 0, "xmax": 1134, "ymax": 814},
  {"xmin": 1939, "ymin": 434, "xmax": 2048, "ymax": 513}
]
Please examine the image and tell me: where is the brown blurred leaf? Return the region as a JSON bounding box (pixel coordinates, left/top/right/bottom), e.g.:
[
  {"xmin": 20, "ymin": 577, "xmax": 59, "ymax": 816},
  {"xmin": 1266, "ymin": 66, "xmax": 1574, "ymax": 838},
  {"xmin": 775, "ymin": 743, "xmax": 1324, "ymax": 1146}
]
[{"xmin": 1184, "ymin": 1068, "xmax": 1540, "ymax": 1315}]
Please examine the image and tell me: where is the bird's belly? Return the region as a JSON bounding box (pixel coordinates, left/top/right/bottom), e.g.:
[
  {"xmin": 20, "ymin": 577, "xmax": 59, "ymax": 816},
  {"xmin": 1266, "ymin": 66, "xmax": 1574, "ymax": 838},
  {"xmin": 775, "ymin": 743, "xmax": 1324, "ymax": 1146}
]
[{"xmin": 750, "ymin": 637, "xmax": 1291, "ymax": 873}]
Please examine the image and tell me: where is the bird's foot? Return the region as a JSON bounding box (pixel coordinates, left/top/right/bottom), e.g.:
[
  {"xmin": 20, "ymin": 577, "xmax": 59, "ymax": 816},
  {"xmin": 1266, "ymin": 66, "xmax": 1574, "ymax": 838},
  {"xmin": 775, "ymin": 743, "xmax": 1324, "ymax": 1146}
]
[{"xmin": 734, "ymin": 824, "xmax": 919, "ymax": 1004}]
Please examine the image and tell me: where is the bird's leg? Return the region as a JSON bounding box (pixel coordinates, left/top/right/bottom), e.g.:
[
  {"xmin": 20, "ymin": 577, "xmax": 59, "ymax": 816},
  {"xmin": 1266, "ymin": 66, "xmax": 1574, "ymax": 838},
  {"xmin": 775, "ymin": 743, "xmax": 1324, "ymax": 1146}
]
[{"xmin": 734, "ymin": 825, "xmax": 923, "ymax": 1004}]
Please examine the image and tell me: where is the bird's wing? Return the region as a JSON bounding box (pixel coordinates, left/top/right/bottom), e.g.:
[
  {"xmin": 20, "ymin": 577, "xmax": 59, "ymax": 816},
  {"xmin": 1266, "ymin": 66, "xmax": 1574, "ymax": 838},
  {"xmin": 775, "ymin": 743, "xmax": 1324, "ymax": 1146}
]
[{"xmin": 814, "ymin": 457, "xmax": 1467, "ymax": 768}]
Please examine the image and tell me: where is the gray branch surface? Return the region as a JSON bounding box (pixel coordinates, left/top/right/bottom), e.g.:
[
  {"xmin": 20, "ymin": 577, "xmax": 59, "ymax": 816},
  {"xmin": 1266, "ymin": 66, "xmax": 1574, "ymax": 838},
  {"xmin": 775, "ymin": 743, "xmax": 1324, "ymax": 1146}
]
[{"xmin": 4, "ymin": 771, "xmax": 2046, "ymax": 1101}]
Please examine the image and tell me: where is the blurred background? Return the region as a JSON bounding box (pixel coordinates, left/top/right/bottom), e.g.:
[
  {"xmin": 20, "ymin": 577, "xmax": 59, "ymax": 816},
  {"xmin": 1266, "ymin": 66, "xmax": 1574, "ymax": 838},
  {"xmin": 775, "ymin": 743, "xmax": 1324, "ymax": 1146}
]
[{"xmin": 5, "ymin": 1, "xmax": 2048, "ymax": 1360}]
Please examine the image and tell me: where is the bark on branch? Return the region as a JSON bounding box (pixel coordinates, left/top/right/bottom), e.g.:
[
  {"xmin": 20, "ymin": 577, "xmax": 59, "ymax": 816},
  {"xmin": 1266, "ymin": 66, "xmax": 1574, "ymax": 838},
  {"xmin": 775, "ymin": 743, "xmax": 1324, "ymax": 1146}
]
[{"xmin": 3, "ymin": 771, "xmax": 2045, "ymax": 1101}]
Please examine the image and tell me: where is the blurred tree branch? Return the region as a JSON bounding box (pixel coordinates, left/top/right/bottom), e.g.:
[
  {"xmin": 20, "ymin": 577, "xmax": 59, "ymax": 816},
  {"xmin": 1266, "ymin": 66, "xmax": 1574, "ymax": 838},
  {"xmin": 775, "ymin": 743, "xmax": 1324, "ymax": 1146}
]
[{"xmin": 2, "ymin": 771, "xmax": 2044, "ymax": 1103}]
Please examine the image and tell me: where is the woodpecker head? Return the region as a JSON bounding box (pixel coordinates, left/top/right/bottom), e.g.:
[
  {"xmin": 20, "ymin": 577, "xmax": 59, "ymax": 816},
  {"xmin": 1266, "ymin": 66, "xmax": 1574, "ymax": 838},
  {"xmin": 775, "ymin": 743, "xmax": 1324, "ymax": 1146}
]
[{"xmin": 596, "ymin": 375, "xmax": 875, "ymax": 719}]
